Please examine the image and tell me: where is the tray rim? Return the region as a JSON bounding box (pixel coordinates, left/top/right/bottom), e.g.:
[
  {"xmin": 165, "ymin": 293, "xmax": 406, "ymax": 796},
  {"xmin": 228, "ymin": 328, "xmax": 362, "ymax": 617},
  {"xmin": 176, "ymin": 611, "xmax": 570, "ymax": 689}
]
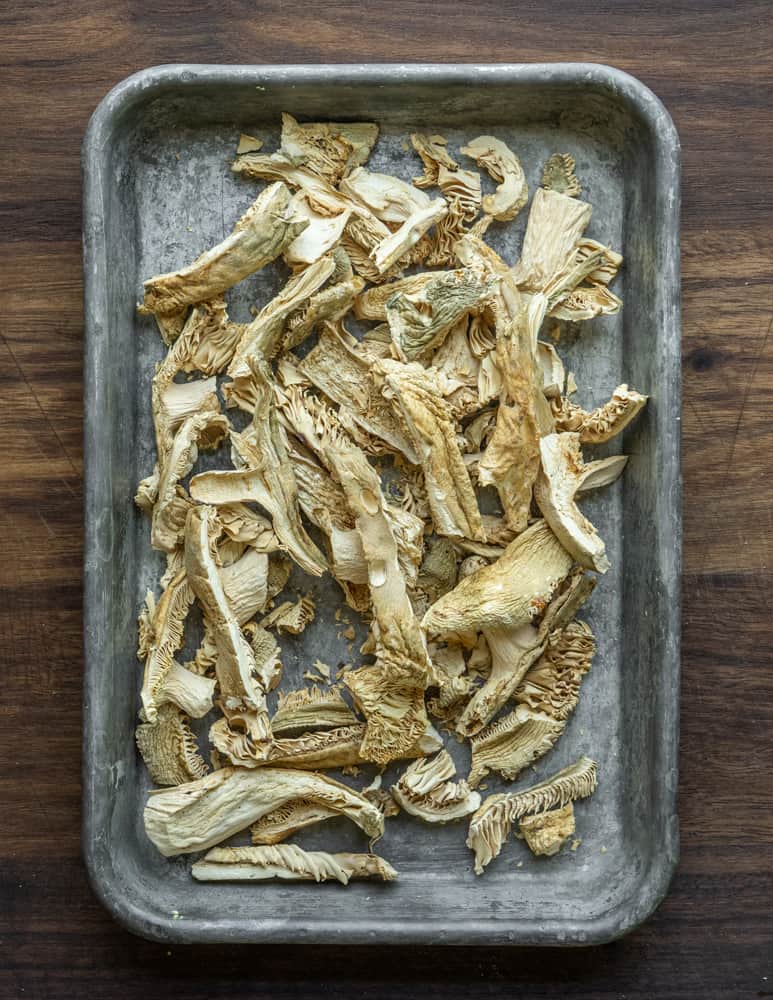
[{"xmin": 82, "ymin": 61, "xmax": 681, "ymax": 946}]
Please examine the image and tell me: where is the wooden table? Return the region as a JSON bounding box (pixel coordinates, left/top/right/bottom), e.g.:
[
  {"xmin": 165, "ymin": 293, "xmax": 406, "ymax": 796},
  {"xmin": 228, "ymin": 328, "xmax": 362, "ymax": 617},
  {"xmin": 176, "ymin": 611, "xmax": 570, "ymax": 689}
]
[{"xmin": 2, "ymin": 2, "xmax": 771, "ymax": 996}]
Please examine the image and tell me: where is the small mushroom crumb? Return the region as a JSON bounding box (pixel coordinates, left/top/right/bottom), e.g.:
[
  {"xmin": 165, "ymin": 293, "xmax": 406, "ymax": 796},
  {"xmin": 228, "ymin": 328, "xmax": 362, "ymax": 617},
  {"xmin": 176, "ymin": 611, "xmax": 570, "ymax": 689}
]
[{"xmin": 135, "ymin": 116, "xmax": 637, "ymax": 891}]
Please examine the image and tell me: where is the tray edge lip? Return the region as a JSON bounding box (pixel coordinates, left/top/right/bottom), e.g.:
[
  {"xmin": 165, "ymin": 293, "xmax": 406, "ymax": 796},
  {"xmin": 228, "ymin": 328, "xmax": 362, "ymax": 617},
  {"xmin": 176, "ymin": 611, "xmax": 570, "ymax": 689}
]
[{"xmin": 81, "ymin": 60, "xmax": 681, "ymax": 947}]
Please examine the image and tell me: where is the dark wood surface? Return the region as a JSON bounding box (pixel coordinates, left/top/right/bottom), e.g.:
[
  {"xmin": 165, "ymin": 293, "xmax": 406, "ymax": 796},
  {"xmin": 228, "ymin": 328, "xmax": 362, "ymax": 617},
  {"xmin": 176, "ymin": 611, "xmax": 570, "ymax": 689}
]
[{"xmin": 2, "ymin": 2, "xmax": 772, "ymax": 997}]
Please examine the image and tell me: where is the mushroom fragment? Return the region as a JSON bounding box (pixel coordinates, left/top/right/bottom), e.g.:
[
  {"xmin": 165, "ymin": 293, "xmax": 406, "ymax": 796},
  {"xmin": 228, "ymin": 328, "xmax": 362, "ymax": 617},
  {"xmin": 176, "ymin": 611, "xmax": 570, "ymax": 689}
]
[
  {"xmin": 144, "ymin": 765, "xmax": 385, "ymax": 856},
  {"xmin": 271, "ymin": 686, "xmax": 358, "ymax": 737},
  {"xmin": 551, "ymin": 384, "xmax": 648, "ymax": 443},
  {"xmin": 518, "ymin": 803, "xmax": 575, "ymax": 856},
  {"xmin": 341, "ymin": 166, "xmax": 431, "ymax": 223},
  {"xmin": 136, "ymin": 703, "xmax": 209, "ymax": 787},
  {"xmin": 468, "ymin": 619, "xmax": 595, "ymax": 786},
  {"xmin": 392, "ymin": 750, "xmax": 481, "ymax": 823},
  {"xmin": 534, "ymin": 432, "xmax": 628, "ymax": 572},
  {"xmin": 384, "ymin": 268, "xmax": 496, "ymax": 363},
  {"xmin": 541, "ymin": 153, "xmax": 581, "ymax": 197},
  {"xmin": 142, "ymin": 182, "xmax": 308, "ymax": 315},
  {"xmin": 460, "ymin": 136, "xmax": 528, "ymax": 222},
  {"xmin": 410, "ymin": 132, "xmax": 458, "ymax": 188},
  {"xmin": 278, "ymin": 113, "xmax": 379, "ymax": 185},
  {"xmin": 192, "ymin": 844, "xmax": 397, "ymax": 883},
  {"xmin": 466, "ymin": 756, "xmax": 598, "ymax": 873},
  {"xmin": 184, "ymin": 505, "xmax": 273, "ymax": 762},
  {"xmin": 260, "ymin": 595, "xmax": 316, "ymax": 635},
  {"xmin": 376, "ymin": 359, "xmax": 485, "ymax": 541},
  {"xmin": 370, "ymin": 198, "xmax": 448, "ymax": 275}
]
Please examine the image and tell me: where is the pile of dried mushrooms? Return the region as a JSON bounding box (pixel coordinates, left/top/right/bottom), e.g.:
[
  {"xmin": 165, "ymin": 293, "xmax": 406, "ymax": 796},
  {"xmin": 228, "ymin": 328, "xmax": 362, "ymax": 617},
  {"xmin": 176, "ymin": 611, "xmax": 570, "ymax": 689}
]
[{"xmin": 135, "ymin": 114, "xmax": 647, "ymax": 884}]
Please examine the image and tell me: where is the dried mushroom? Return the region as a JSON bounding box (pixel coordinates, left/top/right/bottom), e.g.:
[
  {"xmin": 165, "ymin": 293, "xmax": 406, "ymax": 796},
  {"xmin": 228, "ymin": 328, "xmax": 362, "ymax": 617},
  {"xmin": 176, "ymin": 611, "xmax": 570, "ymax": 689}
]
[
  {"xmin": 467, "ymin": 756, "xmax": 598, "ymax": 873},
  {"xmin": 376, "ymin": 359, "xmax": 485, "ymax": 541},
  {"xmin": 136, "ymin": 113, "xmax": 638, "ymax": 888},
  {"xmin": 144, "ymin": 766, "xmax": 384, "ymax": 856},
  {"xmin": 271, "ymin": 686, "xmax": 358, "ymax": 737},
  {"xmin": 192, "ymin": 844, "xmax": 397, "ymax": 883},
  {"xmin": 518, "ymin": 802, "xmax": 575, "ymax": 856},
  {"xmin": 392, "ymin": 750, "xmax": 480, "ymax": 823},
  {"xmin": 136, "ymin": 703, "xmax": 208, "ymax": 787},
  {"xmin": 142, "ymin": 182, "xmax": 307, "ymax": 315},
  {"xmin": 460, "ymin": 136, "xmax": 528, "ymax": 222},
  {"xmin": 534, "ymin": 432, "xmax": 628, "ymax": 572},
  {"xmin": 468, "ymin": 619, "xmax": 595, "ymax": 786},
  {"xmin": 551, "ymin": 384, "xmax": 647, "ymax": 443}
]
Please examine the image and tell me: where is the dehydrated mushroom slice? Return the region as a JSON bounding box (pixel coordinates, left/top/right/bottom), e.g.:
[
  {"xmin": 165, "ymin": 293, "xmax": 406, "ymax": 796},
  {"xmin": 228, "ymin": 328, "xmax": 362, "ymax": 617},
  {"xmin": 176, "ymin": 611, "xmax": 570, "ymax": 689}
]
[
  {"xmin": 549, "ymin": 282, "xmax": 622, "ymax": 322},
  {"xmin": 534, "ymin": 432, "xmax": 628, "ymax": 573},
  {"xmin": 218, "ymin": 546, "xmax": 270, "ymax": 624},
  {"xmin": 271, "ymin": 686, "xmax": 358, "ymax": 737},
  {"xmin": 551, "ymin": 384, "xmax": 648, "ymax": 443},
  {"xmin": 466, "ymin": 756, "xmax": 598, "ymax": 873},
  {"xmin": 468, "ymin": 706, "xmax": 564, "ymax": 788},
  {"xmin": 279, "ymin": 113, "xmax": 379, "ymax": 184},
  {"xmin": 251, "ymin": 799, "xmax": 343, "ymax": 845},
  {"xmin": 150, "ymin": 410, "xmax": 230, "ymax": 553},
  {"xmin": 143, "ymin": 765, "xmax": 385, "ymax": 856},
  {"xmin": 376, "ymin": 359, "xmax": 485, "ymax": 541},
  {"xmin": 385, "ymin": 268, "xmax": 496, "ymax": 363},
  {"xmin": 511, "ymin": 187, "xmax": 592, "ymax": 294},
  {"xmin": 469, "ymin": 618, "xmax": 595, "ymax": 786},
  {"xmin": 541, "ymin": 153, "xmax": 581, "ymax": 197},
  {"xmin": 518, "ymin": 802, "xmax": 575, "ymax": 856},
  {"xmin": 136, "ymin": 703, "xmax": 208, "ymax": 787},
  {"xmin": 392, "ymin": 750, "xmax": 481, "ymax": 824},
  {"xmin": 370, "ymin": 199, "xmax": 448, "ymax": 275},
  {"xmin": 192, "ymin": 844, "xmax": 397, "ymax": 884},
  {"xmin": 283, "ymin": 192, "xmax": 352, "ymax": 266},
  {"xmin": 184, "ymin": 505, "xmax": 272, "ymax": 759},
  {"xmin": 297, "ymin": 322, "xmax": 419, "ymax": 462},
  {"xmin": 341, "ymin": 166, "xmax": 432, "ymax": 223},
  {"xmin": 225, "ymin": 253, "xmax": 336, "ymax": 402},
  {"xmin": 158, "ymin": 661, "xmax": 217, "ymax": 719},
  {"xmin": 260, "ymin": 595, "xmax": 316, "ymax": 635},
  {"xmin": 410, "ymin": 132, "xmax": 458, "ymax": 188},
  {"xmin": 142, "ymin": 182, "xmax": 307, "ymax": 315},
  {"xmin": 192, "ymin": 362, "xmax": 327, "ymax": 578},
  {"xmin": 139, "ymin": 562, "xmax": 195, "ymax": 723},
  {"xmin": 460, "ymin": 136, "xmax": 528, "ymax": 222}
]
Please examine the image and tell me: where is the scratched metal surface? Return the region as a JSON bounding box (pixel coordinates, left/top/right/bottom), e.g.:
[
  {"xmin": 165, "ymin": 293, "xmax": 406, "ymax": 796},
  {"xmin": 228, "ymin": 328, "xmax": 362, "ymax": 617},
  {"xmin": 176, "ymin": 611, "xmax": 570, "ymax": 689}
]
[{"xmin": 82, "ymin": 64, "xmax": 681, "ymax": 945}]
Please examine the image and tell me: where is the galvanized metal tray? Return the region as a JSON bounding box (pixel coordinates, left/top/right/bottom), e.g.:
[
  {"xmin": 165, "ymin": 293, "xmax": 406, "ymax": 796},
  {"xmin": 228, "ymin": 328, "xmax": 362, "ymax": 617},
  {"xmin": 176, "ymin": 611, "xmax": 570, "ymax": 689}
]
[{"xmin": 82, "ymin": 63, "xmax": 681, "ymax": 946}]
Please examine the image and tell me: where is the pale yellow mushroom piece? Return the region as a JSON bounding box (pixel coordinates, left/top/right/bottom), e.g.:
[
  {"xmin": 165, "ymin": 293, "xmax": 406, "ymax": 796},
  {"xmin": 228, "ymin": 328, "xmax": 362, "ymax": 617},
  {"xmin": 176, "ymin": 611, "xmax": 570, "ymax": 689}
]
[
  {"xmin": 143, "ymin": 765, "xmax": 385, "ymax": 857},
  {"xmin": 184, "ymin": 505, "xmax": 273, "ymax": 763},
  {"xmin": 354, "ymin": 272, "xmax": 438, "ymax": 322},
  {"xmin": 142, "ymin": 182, "xmax": 308, "ymax": 315},
  {"xmin": 410, "ymin": 132, "xmax": 458, "ymax": 188},
  {"xmin": 541, "ymin": 153, "xmax": 581, "ymax": 198},
  {"xmin": 136, "ymin": 703, "xmax": 208, "ymax": 787},
  {"xmin": 427, "ymin": 164, "xmax": 484, "ymax": 266},
  {"xmin": 551, "ymin": 384, "xmax": 648, "ymax": 444},
  {"xmin": 468, "ymin": 619, "xmax": 595, "ymax": 787},
  {"xmin": 191, "ymin": 361, "xmax": 327, "ymax": 578},
  {"xmin": 466, "ymin": 756, "xmax": 597, "ymax": 874},
  {"xmin": 518, "ymin": 803, "xmax": 576, "ymax": 857},
  {"xmin": 157, "ymin": 661, "xmax": 217, "ymax": 719},
  {"xmin": 150, "ymin": 410, "xmax": 230, "ymax": 553},
  {"xmin": 376, "ymin": 359, "xmax": 485, "ymax": 542},
  {"xmin": 297, "ymin": 322, "xmax": 419, "ymax": 462},
  {"xmin": 384, "ymin": 268, "xmax": 497, "ymax": 363},
  {"xmin": 423, "ymin": 521, "xmax": 581, "ymax": 735},
  {"xmin": 391, "ymin": 750, "xmax": 481, "ymax": 824},
  {"xmin": 511, "ymin": 187, "xmax": 592, "ymax": 295},
  {"xmin": 260, "ymin": 595, "xmax": 316, "ymax": 635},
  {"xmin": 278, "ymin": 113, "xmax": 379, "ymax": 184},
  {"xmin": 138, "ymin": 557, "xmax": 195, "ymax": 724},
  {"xmin": 218, "ymin": 547, "xmax": 270, "ymax": 625},
  {"xmin": 534, "ymin": 432, "xmax": 629, "ymax": 573},
  {"xmin": 192, "ymin": 844, "xmax": 397, "ymax": 884},
  {"xmin": 460, "ymin": 136, "xmax": 528, "ymax": 222},
  {"xmin": 370, "ymin": 198, "xmax": 448, "ymax": 275},
  {"xmin": 271, "ymin": 687, "xmax": 358, "ymax": 738},
  {"xmin": 283, "ymin": 192, "xmax": 352, "ymax": 266},
  {"xmin": 340, "ymin": 166, "xmax": 432, "ymax": 223},
  {"xmin": 549, "ymin": 282, "xmax": 622, "ymax": 322}
]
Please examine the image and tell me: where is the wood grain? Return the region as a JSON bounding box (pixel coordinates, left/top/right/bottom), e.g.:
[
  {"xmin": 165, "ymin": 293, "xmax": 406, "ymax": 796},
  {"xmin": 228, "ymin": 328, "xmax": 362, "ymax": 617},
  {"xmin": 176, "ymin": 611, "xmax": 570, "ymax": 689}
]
[{"xmin": 1, "ymin": 1, "xmax": 772, "ymax": 997}]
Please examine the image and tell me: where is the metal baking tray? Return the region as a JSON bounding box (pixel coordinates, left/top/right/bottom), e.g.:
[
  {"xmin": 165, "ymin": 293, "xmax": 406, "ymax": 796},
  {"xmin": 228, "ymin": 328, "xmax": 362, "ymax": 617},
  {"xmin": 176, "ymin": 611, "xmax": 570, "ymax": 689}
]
[{"xmin": 82, "ymin": 63, "xmax": 681, "ymax": 946}]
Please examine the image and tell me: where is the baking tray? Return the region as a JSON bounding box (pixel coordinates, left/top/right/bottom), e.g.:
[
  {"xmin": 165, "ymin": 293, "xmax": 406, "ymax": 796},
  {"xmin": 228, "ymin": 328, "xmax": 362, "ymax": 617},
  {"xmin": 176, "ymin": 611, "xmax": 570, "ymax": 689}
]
[{"xmin": 82, "ymin": 63, "xmax": 681, "ymax": 946}]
